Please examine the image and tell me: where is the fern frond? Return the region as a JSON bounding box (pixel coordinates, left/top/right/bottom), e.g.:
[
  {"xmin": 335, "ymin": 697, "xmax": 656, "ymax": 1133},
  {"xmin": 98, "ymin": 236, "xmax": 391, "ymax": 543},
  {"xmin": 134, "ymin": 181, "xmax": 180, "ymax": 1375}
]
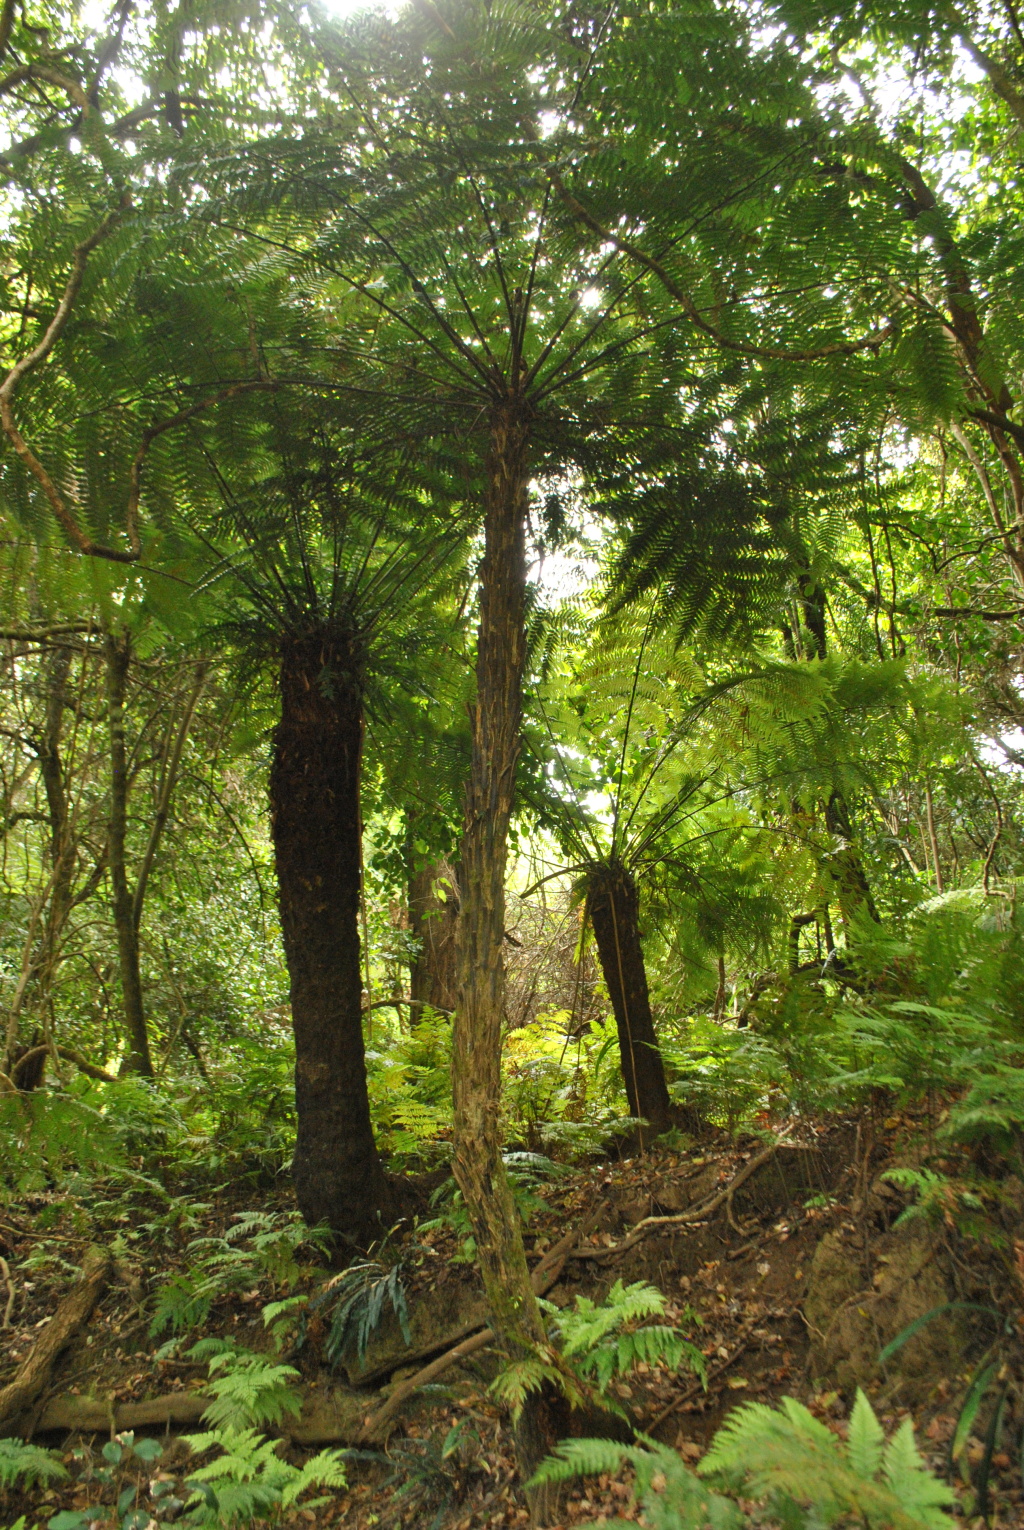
[{"xmin": 0, "ymin": 1437, "xmax": 68, "ymax": 1489}]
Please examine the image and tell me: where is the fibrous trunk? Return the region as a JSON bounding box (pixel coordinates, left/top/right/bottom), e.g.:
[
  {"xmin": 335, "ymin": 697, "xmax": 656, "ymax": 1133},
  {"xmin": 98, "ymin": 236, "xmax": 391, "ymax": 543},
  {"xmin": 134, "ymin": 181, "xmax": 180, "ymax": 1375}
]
[
  {"xmin": 453, "ymin": 401, "xmax": 567, "ymax": 1518},
  {"xmin": 586, "ymin": 861, "xmax": 674, "ymax": 1146},
  {"xmin": 271, "ymin": 630, "xmax": 391, "ymax": 1247}
]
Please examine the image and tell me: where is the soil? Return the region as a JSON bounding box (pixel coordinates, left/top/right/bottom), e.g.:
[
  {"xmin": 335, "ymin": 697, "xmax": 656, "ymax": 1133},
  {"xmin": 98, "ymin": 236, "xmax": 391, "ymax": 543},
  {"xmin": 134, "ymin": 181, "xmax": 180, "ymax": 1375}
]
[{"xmin": 2, "ymin": 1109, "xmax": 1022, "ymax": 1529}]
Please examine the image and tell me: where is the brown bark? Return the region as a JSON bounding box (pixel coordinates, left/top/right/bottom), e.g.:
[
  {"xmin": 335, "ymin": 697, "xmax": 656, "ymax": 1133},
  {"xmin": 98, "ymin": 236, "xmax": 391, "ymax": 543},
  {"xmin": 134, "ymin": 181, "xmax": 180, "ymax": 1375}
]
[
  {"xmin": 586, "ymin": 862, "xmax": 674, "ymax": 1147},
  {"xmin": 2, "ymin": 648, "xmax": 77, "ymax": 1073},
  {"xmin": 270, "ymin": 628, "xmax": 392, "ymax": 1247},
  {"xmin": 132, "ymin": 660, "xmax": 207, "ymax": 929},
  {"xmin": 822, "ymin": 791, "xmax": 880, "ymax": 928},
  {"xmin": 453, "ymin": 400, "xmax": 566, "ymax": 1521},
  {"xmin": 0, "ymin": 1247, "xmax": 111, "ymax": 1434},
  {"xmin": 408, "ymin": 858, "xmax": 459, "ymax": 1015},
  {"xmin": 105, "ymin": 633, "xmax": 153, "ymax": 1077}
]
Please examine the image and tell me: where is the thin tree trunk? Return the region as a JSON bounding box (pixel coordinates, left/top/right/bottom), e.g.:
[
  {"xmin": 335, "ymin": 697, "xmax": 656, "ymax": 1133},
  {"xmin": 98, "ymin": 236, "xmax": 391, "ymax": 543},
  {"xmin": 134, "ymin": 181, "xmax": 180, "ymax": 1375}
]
[
  {"xmin": 132, "ymin": 661, "xmax": 208, "ymax": 929},
  {"xmin": 712, "ymin": 952, "xmax": 727, "ymax": 1021},
  {"xmin": 924, "ymin": 782, "xmax": 944, "ymax": 893},
  {"xmin": 408, "ymin": 857, "xmax": 459, "ymax": 1016},
  {"xmin": 105, "ymin": 633, "xmax": 153, "ymax": 1077},
  {"xmin": 822, "ymin": 791, "xmax": 880, "ymax": 928},
  {"xmin": 2, "ymin": 648, "xmax": 76, "ymax": 1075},
  {"xmin": 453, "ymin": 401, "xmax": 566, "ymax": 1520},
  {"xmin": 271, "ymin": 629, "xmax": 392, "ymax": 1247},
  {"xmin": 586, "ymin": 862, "xmax": 674, "ymax": 1147}
]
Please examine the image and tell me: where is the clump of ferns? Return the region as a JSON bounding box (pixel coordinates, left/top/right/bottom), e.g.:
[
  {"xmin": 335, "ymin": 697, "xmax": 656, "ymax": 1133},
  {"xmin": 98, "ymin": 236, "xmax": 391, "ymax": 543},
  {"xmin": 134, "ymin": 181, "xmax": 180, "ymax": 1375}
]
[{"xmin": 307, "ymin": 1259, "xmax": 413, "ymax": 1371}]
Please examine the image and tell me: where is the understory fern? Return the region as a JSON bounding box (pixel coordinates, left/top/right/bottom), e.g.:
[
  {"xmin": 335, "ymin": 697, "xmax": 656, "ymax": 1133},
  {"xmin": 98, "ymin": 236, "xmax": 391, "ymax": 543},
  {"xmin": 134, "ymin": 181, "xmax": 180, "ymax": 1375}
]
[
  {"xmin": 531, "ymin": 1435, "xmax": 741, "ymax": 1530},
  {"xmin": 314, "ymin": 1261, "xmax": 411, "ymax": 1368},
  {"xmin": 0, "ymin": 1436, "xmax": 67, "ymax": 1490},
  {"xmin": 187, "ymin": 1340, "xmax": 303, "ymax": 1430},
  {"xmin": 493, "ymin": 1279, "xmax": 703, "ymax": 1418},
  {"xmin": 532, "ymin": 1391, "xmax": 954, "ymax": 1530},
  {"xmin": 555, "ymin": 1279, "xmax": 705, "ymax": 1395},
  {"xmin": 701, "ymin": 1390, "xmax": 955, "ymax": 1528},
  {"xmin": 181, "ymin": 1426, "xmax": 346, "ymax": 1528},
  {"xmin": 150, "ymin": 1211, "xmax": 322, "ymax": 1338}
]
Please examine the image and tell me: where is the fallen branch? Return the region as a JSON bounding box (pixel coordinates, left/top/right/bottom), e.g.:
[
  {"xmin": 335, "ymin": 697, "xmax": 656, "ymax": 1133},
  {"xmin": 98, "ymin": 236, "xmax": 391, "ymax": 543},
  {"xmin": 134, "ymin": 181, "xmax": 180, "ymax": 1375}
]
[
  {"xmin": 0, "ymin": 1246, "xmax": 111, "ymax": 1433},
  {"xmin": 358, "ymin": 1221, "xmax": 585, "ymax": 1442},
  {"xmin": 11, "ymin": 1045, "xmax": 117, "ymax": 1086},
  {"xmin": 569, "ymin": 1141, "xmax": 802, "ymax": 1262},
  {"xmin": 37, "ymin": 1390, "xmax": 210, "ymax": 1434},
  {"xmin": 38, "ymin": 1385, "xmax": 368, "ymax": 1446}
]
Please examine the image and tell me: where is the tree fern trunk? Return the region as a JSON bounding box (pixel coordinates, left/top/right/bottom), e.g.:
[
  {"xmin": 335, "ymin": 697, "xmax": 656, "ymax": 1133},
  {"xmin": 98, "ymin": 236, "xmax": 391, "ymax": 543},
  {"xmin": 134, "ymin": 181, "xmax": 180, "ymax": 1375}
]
[
  {"xmin": 587, "ymin": 862, "xmax": 674, "ymax": 1146},
  {"xmin": 453, "ymin": 401, "xmax": 567, "ymax": 1522},
  {"xmin": 271, "ymin": 630, "xmax": 391, "ymax": 1247}
]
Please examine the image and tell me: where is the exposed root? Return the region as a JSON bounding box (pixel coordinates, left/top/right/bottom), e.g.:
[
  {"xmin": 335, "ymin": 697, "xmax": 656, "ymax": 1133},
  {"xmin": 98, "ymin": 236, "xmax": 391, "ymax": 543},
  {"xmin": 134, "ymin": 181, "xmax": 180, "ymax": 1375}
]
[
  {"xmin": 0, "ymin": 1247, "xmax": 111, "ymax": 1434},
  {"xmin": 358, "ymin": 1221, "xmax": 587, "ymax": 1442},
  {"xmin": 570, "ymin": 1140, "xmax": 805, "ymax": 1262}
]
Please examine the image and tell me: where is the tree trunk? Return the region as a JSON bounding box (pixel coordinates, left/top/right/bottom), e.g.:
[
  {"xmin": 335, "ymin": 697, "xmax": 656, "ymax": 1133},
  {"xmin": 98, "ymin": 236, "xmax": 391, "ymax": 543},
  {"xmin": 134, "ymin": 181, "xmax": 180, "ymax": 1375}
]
[
  {"xmin": 3, "ymin": 647, "xmax": 76, "ymax": 1075},
  {"xmin": 105, "ymin": 633, "xmax": 153, "ymax": 1078},
  {"xmin": 270, "ymin": 629, "xmax": 392, "ymax": 1248},
  {"xmin": 408, "ymin": 858, "xmax": 459, "ymax": 1015},
  {"xmin": 453, "ymin": 401, "xmax": 566, "ymax": 1521},
  {"xmin": 822, "ymin": 791, "xmax": 880, "ymax": 928},
  {"xmin": 586, "ymin": 861, "xmax": 674, "ymax": 1147}
]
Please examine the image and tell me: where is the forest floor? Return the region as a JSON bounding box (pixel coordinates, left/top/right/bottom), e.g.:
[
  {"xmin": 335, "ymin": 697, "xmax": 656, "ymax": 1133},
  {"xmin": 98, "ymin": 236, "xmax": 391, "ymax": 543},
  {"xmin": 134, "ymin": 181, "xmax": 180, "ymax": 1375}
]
[{"xmin": 2, "ymin": 1110, "xmax": 1018, "ymax": 1529}]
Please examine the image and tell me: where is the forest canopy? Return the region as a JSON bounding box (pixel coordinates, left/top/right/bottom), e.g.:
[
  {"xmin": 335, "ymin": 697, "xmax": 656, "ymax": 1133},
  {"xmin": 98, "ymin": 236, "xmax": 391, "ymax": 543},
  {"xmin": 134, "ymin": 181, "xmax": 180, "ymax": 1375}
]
[{"xmin": 3, "ymin": 0, "xmax": 1024, "ymax": 1524}]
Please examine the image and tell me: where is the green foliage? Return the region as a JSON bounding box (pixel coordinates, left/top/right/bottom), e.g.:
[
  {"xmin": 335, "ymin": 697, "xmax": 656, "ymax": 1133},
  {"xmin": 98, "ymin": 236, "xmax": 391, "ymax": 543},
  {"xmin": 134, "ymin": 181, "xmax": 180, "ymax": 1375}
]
[
  {"xmin": 313, "ymin": 1260, "xmax": 412, "ymax": 1369},
  {"xmin": 0, "ymin": 1438, "xmax": 67, "ymax": 1491},
  {"xmin": 364, "ymin": 1010, "xmax": 453, "ymax": 1169},
  {"xmin": 424, "ymin": 1154, "xmax": 564, "ymax": 1262},
  {"xmin": 0, "ymin": 1087, "xmax": 122, "ymax": 1198},
  {"xmin": 550, "ymin": 1279, "xmax": 705, "ymax": 1399},
  {"xmin": 700, "ymin": 1390, "xmax": 955, "ymax": 1528},
  {"xmin": 880, "ymin": 1167, "xmax": 993, "ymax": 1240},
  {"xmin": 531, "ymin": 1435, "xmax": 741, "ymax": 1530},
  {"xmin": 186, "ymin": 1342, "xmax": 302, "ymax": 1431},
  {"xmin": 46, "ymin": 1433, "xmax": 166, "ymax": 1530},
  {"xmin": 534, "ymin": 1392, "xmax": 953, "ymax": 1529},
  {"xmin": 493, "ymin": 1278, "xmax": 703, "ymax": 1419},
  {"xmin": 365, "ymin": 1420, "xmax": 483, "ymax": 1530},
  {"xmin": 149, "ymin": 1212, "xmax": 324, "ymax": 1336},
  {"xmin": 181, "ymin": 1428, "xmax": 346, "ymax": 1527}
]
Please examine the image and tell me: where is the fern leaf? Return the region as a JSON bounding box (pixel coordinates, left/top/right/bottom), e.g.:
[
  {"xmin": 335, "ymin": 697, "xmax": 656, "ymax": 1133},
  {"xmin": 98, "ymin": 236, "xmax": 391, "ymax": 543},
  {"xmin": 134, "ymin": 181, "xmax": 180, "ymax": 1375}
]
[{"xmin": 848, "ymin": 1387, "xmax": 885, "ymax": 1480}]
